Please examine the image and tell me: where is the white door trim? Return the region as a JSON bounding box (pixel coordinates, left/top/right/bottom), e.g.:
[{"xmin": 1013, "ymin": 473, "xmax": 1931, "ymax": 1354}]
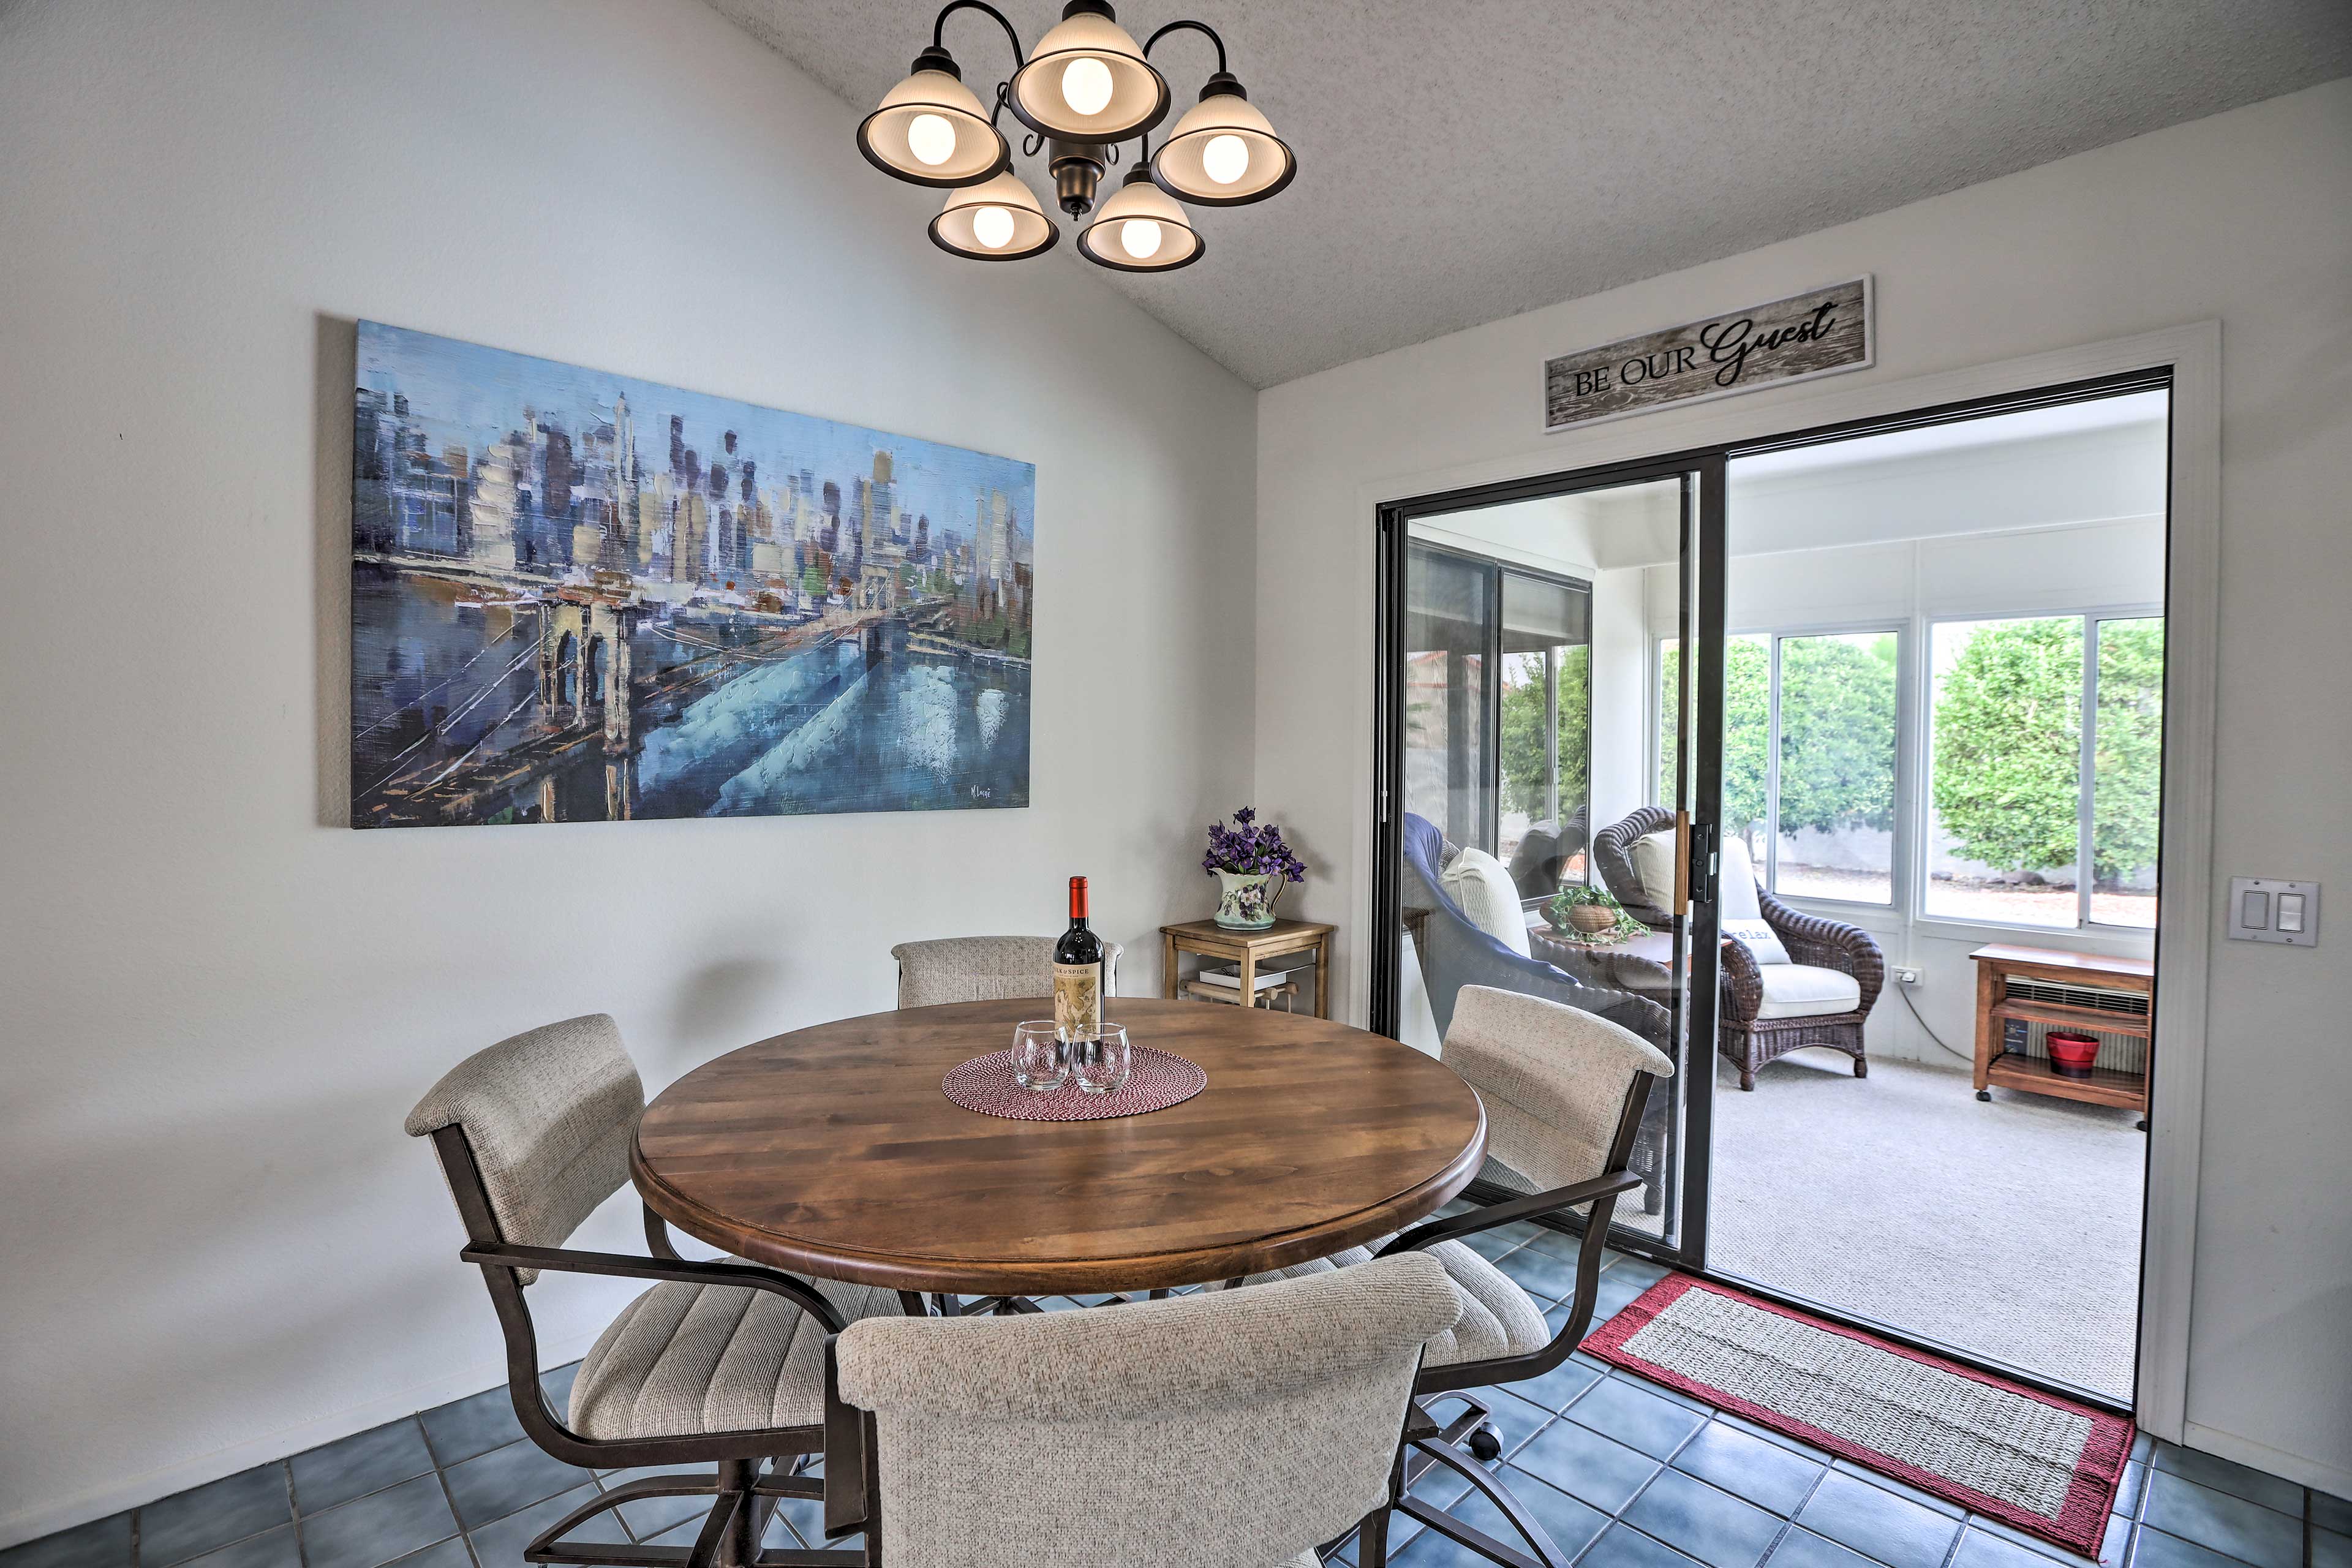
[{"xmin": 1352, "ymin": 321, "xmax": 2219, "ymax": 1439}]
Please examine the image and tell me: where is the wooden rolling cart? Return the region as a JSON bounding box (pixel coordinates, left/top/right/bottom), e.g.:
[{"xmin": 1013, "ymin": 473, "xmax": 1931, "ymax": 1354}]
[
  {"xmin": 1161, "ymin": 918, "xmax": 1335, "ymax": 1019},
  {"xmin": 1969, "ymin": 943, "xmax": 2152, "ymax": 1120}
]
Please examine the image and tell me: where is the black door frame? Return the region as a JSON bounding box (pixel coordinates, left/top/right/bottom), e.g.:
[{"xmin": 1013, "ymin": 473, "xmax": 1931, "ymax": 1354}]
[
  {"xmin": 1372, "ymin": 451, "xmax": 1729, "ymax": 1276},
  {"xmin": 1367, "ymin": 366, "xmax": 2173, "ymax": 1413}
]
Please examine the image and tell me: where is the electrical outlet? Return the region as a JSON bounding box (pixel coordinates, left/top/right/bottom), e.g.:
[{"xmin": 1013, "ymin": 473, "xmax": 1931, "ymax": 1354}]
[{"xmin": 1894, "ymin": 967, "xmax": 1921, "ymax": 986}]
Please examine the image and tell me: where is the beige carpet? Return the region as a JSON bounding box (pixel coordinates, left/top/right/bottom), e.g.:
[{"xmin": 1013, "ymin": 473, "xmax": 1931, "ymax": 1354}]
[{"xmin": 1706, "ymin": 1050, "xmax": 2144, "ymax": 1401}]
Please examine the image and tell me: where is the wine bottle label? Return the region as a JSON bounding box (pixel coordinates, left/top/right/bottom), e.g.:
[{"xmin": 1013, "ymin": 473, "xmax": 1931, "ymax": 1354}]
[{"xmin": 1054, "ymin": 961, "xmax": 1101, "ymax": 1041}]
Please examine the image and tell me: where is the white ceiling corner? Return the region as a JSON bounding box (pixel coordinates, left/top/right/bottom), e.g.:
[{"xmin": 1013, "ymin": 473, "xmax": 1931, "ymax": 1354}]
[{"xmin": 709, "ymin": 0, "xmax": 2352, "ymax": 388}]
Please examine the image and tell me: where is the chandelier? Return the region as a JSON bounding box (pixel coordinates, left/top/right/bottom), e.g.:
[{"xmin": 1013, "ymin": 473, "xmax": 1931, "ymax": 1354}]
[{"xmin": 856, "ymin": 1, "xmax": 1295, "ymax": 273}]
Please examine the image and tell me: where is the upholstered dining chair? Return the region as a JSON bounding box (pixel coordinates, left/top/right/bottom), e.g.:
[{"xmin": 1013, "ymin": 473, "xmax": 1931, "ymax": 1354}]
[
  {"xmin": 1232, "ymin": 985, "xmax": 1673, "ymax": 1568},
  {"xmin": 889, "ymin": 934, "xmax": 1123, "ymax": 1009},
  {"xmin": 405, "ymin": 1014, "xmax": 904, "ymax": 1568},
  {"xmin": 1594, "ymin": 805, "xmax": 1885, "ymax": 1088},
  {"xmin": 821, "ymin": 1252, "xmax": 1462, "ymax": 1567}
]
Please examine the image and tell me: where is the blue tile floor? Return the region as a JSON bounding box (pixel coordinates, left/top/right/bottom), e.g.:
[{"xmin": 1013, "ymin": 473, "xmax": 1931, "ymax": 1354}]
[{"xmin": 6, "ymin": 1230, "xmax": 2343, "ymax": 1568}]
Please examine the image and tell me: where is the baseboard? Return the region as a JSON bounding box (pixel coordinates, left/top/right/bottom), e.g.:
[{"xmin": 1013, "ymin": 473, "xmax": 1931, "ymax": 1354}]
[
  {"xmin": 0, "ymin": 1331, "xmax": 603, "ymax": 1552},
  {"xmin": 2180, "ymin": 1421, "xmax": 2352, "ymax": 1504}
]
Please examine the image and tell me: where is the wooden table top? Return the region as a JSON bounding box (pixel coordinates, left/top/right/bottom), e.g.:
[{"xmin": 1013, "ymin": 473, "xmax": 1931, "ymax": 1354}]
[
  {"xmin": 1159, "ymin": 916, "xmax": 1335, "ymax": 948},
  {"xmin": 632, "ymin": 997, "xmax": 1487, "ymax": 1295},
  {"xmin": 1969, "ymin": 943, "xmax": 2155, "ymax": 979}
]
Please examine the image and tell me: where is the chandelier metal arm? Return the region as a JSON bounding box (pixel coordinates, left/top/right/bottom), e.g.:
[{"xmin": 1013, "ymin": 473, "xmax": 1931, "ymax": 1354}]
[
  {"xmin": 930, "ymin": 0, "xmax": 1026, "ymax": 68},
  {"xmin": 1141, "ymin": 18, "xmax": 1229, "ymax": 77}
]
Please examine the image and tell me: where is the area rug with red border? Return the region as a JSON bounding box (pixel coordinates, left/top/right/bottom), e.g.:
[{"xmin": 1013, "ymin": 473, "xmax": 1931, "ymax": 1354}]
[{"xmin": 1583, "ymin": 1275, "xmax": 2133, "ymax": 1556}]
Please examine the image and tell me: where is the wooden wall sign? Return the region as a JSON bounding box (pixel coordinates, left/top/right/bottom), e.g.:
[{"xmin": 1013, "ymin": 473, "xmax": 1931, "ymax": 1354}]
[{"xmin": 1542, "ymin": 277, "xmax": 1872, "ymax": 433}]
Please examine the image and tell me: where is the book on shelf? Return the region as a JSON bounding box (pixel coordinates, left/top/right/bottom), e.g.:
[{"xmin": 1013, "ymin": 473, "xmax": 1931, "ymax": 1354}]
[{"xmin": 1194, "ymin": 952, "xmax": 1316, "ymax": 992}]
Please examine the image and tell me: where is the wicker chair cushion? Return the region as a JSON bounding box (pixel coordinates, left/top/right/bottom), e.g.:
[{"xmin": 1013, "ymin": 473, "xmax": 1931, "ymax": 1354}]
[
  {"xmin": 1234, "ymin": 1237, "xmax": 1550, "ymax": 1368},
  {"xmin": 1754, "ymin": 964, "xmax": 1862, "ymax": 1019},
  {"xmin": 1629, "ymin": 831, "xmax": 1679, "ymax": 913},
  {"xmin": 570, "ymin": 1276, "xmax": 903, "ymax": 1439},
  {"xmin": 1717, "ymin": 836, "xmax": 1765, "ymax": 922},
  {"xmin": 1442, "ymin": 848, "xmax": 1532, "ymax": 957}
]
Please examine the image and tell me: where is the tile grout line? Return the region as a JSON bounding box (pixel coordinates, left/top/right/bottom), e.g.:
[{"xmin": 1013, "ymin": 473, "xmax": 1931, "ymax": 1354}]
[
  {"xmin": 282, "ymin": 1460, "xmax": 310, "ymax": 1568},
  {"xmin": 424, "ymin": 1427, "xmax": 484, "ymax": 1568}
]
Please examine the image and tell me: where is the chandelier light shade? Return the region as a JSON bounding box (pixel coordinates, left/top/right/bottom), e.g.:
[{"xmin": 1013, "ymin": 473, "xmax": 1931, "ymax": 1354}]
[
  {"xmin": 862, "ymin": 4, "xmax": 1293, "ymax": 273},
  {"xmin": 1006, "ymin": 2, "xmax": 1167, "ymax": 143},
  {"xmin": 1150, "ymin": 77, "xmax": 1294, "ymax": 205},
  {"xmin": 930, "ymin": 171, "xmax": 1058, "ymax": 260},
  {"xmin": 1076, "ymin": 167, "xmax": 1204, "ymax": 271},
  {"xmin": 856, "ymin": 53, "xmax": 1011, "ymax": 187}
]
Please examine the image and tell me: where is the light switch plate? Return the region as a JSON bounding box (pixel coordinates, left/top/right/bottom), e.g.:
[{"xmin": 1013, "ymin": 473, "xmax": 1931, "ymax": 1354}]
[{"xmin": 2228, "ymin": 877, "xmax": 2319, "ymax": 946}]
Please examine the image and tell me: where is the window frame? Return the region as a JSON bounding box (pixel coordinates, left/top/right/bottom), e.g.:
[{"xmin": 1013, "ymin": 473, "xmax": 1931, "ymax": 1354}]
[
  {"xmin": 1918, "ymin": 603, "xmax": 2165, "ymax": 935},
  {"xmin": 1655, "ymin": 619, "xmax": 1909, "ymax": 912},
  {"xmin": 1401, "ymin": 537, "xmax": 1596, "ymax": 870},
  {"xmin": 1751, "ymin": 620, "xmax": 1908, "ymax": 911}
]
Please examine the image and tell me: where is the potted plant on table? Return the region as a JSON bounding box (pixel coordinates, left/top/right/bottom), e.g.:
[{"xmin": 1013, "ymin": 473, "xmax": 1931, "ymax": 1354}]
[
  {"xmin": 1202, "ymin": 808, "xmax": 1307, "ymax": 930},
  {"xmin": 1547, "ymin": 884, "xmax": 1634, "ymax": 941}
]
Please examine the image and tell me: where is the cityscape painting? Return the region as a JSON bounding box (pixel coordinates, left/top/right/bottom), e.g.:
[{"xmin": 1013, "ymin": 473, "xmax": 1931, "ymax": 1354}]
[{"xmin": 350, "ymin": 322, "xmax": 1033, "ymax": 828}]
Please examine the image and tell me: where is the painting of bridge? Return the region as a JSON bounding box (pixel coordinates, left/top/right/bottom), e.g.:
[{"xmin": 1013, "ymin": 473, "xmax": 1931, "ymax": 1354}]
[{"xmin": 349, "ymin": 321, "xmax": 1033, "ymax": 828}]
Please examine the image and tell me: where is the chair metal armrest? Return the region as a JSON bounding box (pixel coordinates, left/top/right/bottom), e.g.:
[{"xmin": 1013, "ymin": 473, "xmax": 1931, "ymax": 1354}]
[
  {"xmin": 1373, "ymin": 1169, "xmax": 1645, "ymax": 1258},
  {"xmin": 820, "ymin": 1338, "xmax": 876, "ymax": 1540},
  {"xmin": 458, "ymin": 1242, "xmax": 848, "ymax": 1334}
]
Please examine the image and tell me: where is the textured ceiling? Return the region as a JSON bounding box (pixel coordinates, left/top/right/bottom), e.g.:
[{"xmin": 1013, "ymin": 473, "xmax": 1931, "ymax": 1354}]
[{"xmin": 710, "ymin": 1, "xmax": 2352, "ymax": 387}]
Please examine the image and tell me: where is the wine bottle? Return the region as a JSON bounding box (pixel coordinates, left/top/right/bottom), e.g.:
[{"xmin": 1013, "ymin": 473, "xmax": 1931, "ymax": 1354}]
[{"xmin": 1053, "ymin": 875, "xmax": 1105, "ymax": 1041}]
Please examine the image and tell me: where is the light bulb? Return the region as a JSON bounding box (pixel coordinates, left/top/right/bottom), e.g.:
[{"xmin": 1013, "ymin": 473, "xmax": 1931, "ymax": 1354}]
[
  {"xmin": 906, "ymin": 112, "xmax": 957, "ymax": 167},
  {"xmin": 1202, "ymin": 133, "xmax": 1250, "ymax": 185},
  {"xmin": 1060, "ymin": 56, "xmax": 1114, "ymax": 116},
  {"xmin": 971, "ymin": 205, "xmax": 1016, "ymax": 250},
  {"xmin": 1118, "ymin": 219, "xmax": 1163, "ymax": 260}
]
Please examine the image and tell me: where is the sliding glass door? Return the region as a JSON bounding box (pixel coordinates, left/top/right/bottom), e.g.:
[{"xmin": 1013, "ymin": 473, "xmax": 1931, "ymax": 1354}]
[
  {"xmin": 1402, "ymin": 546, "xmax": 1594, "ymax": 878},
  {"xmin": 1374, "ymin": 461, "xmax": 1725, "ymax": 1264}
]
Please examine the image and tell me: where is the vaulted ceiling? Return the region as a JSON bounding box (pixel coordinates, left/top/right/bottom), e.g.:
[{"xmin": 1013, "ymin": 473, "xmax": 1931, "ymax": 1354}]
[{"xmin": 710, "ymin": 1, "xmax": 2352, "ymax": 387}]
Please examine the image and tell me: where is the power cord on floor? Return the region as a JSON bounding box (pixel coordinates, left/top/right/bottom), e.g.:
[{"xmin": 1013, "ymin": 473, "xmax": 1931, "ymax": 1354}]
[{"xmin": 1896, "ymin": 981, "xmax": 1979, "ymax": 1065}]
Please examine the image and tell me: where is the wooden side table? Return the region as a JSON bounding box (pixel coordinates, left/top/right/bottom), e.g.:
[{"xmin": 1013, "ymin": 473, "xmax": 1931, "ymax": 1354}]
[
  {"xmin": 1161, "ymin": 918, "xmax": 1336, "ymax": 1019},
  {"xmin": 1969, "ymin": 943, "xmax": 2153, "ymax": 1117}
]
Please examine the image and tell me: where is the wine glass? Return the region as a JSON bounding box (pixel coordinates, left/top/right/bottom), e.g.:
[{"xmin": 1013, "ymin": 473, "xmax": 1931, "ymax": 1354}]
[
  {"xmin": 1071, "ymin": 1024, "xmax": 1131, "ymax": 1095},
  {"xmin": 1009, "ymin": 1021, "xmax": 1068, "ymax": 1091}
]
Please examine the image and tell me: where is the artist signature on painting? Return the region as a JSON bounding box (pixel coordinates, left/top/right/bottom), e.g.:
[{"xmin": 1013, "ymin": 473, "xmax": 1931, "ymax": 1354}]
[{"xmin": 970, "ymin": 785, "xmax": 992, "ymax": 800}]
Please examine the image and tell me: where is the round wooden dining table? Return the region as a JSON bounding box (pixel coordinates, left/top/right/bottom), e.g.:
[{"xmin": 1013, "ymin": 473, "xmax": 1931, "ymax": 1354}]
[{"xmin": 631, "ymin": 997, "xmax": 1488, "ymax": 1298}]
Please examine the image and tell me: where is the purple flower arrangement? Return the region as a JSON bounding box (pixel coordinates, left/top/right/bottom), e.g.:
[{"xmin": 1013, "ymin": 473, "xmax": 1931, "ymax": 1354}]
[{"xmin": 1201, "ymin": 807, "xmax": 1308, "ymax": 883}]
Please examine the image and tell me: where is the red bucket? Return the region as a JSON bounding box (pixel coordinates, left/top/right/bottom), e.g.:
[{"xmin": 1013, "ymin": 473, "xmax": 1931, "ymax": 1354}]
[{"xmin": 2046, "ymin": 1031, "xmax": 2100, "ymax": 1076}]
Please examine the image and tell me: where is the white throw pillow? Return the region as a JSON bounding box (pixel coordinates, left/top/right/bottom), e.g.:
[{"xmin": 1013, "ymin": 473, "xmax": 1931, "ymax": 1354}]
[
  {"xmin": 1442, "ymin": 848, "xmax": 1532, "ymax": 957},
  {"xmin": 1716, "ymin": 837, "xmax": 1789, "ymax": 963},
  {"xmin": 1717, "ymin": 835, "xmax": 1764, "ymax": 922},
  {"xmin": 1630, "ymin": 831, "xmax": 1679, "ymax": 913}
]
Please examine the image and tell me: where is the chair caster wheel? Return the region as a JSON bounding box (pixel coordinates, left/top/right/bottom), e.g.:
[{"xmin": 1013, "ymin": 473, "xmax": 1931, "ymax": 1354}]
[
  {"xmin": 1467, "ymin": 1426, "xmax": 1503, "ymax": 1462},
  {"xmin": 1975, "ymin": 1090, "xmax": 1991, "ymax": 1102}
]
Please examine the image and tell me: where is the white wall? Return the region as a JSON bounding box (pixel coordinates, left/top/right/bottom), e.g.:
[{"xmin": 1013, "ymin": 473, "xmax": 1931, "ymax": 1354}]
[
  {"xmin": 1257, "ymin": 81, "xmax": 2352, "ymax": 1488},
  {"xmin": 0, "ymin": 0, "xmax": 1256, "ymax": 1543}
]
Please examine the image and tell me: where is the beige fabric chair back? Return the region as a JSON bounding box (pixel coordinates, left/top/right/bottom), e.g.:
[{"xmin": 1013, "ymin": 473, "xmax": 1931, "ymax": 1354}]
[
  {"xmin": 1444, "ymin": 985, "xmax": 1674, "ymax": 1193},
  {"xmin": 834, "ymin": 1252, "xmax": 1460, "ymax": 1567},
  {"xmin": 404, "ymin": 1013, "xmax": 643, "ymax": 1284},
  {"xmin": 890, "ymin": 935, "xmax": 1123, "ymax": 1009}
]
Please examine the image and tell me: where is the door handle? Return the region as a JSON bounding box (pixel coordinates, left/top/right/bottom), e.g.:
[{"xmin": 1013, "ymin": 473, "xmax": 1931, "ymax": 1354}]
[
  {"xmin": 1673, "ymin": 810, "xmax": 1690, "ymax": 914},
  {"xmin": 1684, "ymin": 817, "xmax": 1719, "ymax": 913}
]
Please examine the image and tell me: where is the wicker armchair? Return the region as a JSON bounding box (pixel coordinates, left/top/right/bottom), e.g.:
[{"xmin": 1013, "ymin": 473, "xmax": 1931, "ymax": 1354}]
[
  {"xmin": 1506, "ymin": 807, "xmax": 1588, "ymax": 902},
  {"xmin": 1593, "ymin": 806, "xmax": 1885, "ymax": 1090}
]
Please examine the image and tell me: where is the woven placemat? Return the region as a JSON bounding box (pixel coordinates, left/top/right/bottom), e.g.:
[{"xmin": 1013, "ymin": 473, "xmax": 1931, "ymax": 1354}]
[{"xmin": 942, "ymin": 1045, "xmax": 1207, "ymax": 1121}]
